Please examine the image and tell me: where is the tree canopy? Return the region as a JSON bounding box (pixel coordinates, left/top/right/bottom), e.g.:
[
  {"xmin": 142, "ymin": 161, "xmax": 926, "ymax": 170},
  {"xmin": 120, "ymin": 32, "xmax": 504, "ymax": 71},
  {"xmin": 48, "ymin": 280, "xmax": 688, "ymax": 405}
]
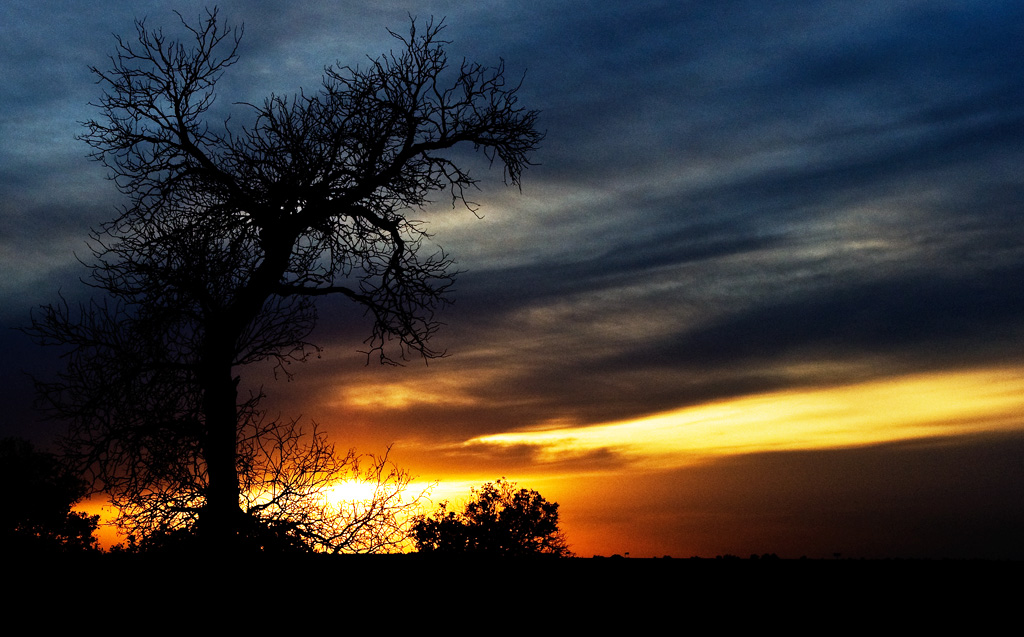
[
  {"xmin": 412, "ymin": 479, "xmax": 571, "ymax": 557},
  {"xmin": 0, "ymin": 438, "xmax": 99, "ymax": 553},
  {"xmin": 28, "ymin": 9, "xmax": 541, "ymax": 550}
]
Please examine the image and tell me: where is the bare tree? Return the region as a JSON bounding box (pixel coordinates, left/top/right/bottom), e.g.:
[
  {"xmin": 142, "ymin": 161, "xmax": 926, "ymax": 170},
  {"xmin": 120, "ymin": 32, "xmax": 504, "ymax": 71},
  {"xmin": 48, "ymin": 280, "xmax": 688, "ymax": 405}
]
[
  {"xmin": 104, "ymin": 411, "xmax": 425, "ymax": 553},
  {"xmin": 240, "ymin": 421, "xmax": 424, "ymax": 553},
  {"xmin": 29, "ymin": 8, "xmax": 541, "ymax": 549}
]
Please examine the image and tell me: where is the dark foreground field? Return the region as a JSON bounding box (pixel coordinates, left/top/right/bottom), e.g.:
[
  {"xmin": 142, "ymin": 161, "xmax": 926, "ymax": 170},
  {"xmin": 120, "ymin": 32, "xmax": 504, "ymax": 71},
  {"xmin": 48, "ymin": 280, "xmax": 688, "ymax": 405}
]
[{"xmin": 6, "ymin": 552, "xmax": 1018, "ymax": 618}]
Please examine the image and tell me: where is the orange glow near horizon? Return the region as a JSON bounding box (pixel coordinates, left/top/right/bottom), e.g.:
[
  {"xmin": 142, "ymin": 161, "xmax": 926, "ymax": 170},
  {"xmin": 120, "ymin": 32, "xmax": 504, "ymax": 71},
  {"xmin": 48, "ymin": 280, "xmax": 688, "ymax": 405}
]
[{"xmin": 79, "ymin": 365, "xmax": 1024, "ymax": 555}]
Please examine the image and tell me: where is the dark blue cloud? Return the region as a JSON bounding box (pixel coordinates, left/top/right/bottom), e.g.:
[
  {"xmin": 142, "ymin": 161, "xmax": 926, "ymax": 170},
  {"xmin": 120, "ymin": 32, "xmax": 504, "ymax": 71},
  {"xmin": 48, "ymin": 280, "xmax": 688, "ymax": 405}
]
[{"xmin": 4, "ymin": 0, "xmax": 1024, "ymax": 444}]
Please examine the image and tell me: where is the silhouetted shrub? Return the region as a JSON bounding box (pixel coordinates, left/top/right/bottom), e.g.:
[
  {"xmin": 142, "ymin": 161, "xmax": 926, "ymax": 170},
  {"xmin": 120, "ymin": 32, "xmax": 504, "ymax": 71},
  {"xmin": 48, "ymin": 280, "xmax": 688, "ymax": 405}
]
[
  {"xmin": 0, "ymin": 438, "xmax": 98, "ymax": 552},
  {"xmin": 412, "ymin": 479, "xmax": 571, "ymax": 557}
]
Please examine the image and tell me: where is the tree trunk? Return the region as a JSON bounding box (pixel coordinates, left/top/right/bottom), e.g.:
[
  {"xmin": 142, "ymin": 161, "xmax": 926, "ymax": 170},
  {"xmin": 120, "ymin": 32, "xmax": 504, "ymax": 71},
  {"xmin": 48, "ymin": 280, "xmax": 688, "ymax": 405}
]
[
  {"xmin": 198, "ymin": 267, "xmax": 285, "ymax": 550},
  {"xmin": 200, "ymin": 338, "xmax": 242, "ymax": 550}
]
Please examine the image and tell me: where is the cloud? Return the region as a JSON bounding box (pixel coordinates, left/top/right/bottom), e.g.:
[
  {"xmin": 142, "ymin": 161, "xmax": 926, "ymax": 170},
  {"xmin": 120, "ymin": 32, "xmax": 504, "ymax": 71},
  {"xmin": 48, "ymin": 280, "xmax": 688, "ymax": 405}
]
[{"xmin": 458, "ymin": 367, "xmax": 1024, "ymax": 469}]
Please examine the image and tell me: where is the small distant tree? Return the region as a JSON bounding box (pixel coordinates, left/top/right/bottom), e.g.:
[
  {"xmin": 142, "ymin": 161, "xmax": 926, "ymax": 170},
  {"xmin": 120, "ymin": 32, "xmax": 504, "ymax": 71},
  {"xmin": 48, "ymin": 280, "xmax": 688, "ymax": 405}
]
[
  {"xmin": 412, "ymin": 479, "xmax": 571, "ymax": 557},
  {"xmin": 0, "ymin": 438, "xmax": 99, "ymax": 552}
]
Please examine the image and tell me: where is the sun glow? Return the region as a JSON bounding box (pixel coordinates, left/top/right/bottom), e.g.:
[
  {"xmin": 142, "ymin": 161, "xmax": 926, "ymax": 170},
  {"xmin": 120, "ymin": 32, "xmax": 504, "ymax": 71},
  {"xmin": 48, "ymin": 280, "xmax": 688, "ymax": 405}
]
[
  {"xmin": 466, "ymin": 366, "xmax": 1024, "ymax": 468},
  {"xmin": 322, "ymin": 479, "xmax": 381, "ymax": 503}
]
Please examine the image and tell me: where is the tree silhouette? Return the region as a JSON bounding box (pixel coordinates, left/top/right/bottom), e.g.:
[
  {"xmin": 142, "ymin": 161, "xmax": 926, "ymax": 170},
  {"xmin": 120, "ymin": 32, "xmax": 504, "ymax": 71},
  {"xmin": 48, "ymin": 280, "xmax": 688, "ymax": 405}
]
[
  {"xmin": 412, "ymin": 479, "xmax": 571, "ymax": 557},
  {"xmin": 109, "ymin": 424, "xmax": 423, "ymax": 554},
  {"xmin": 28, "ymin": 9, "xmax": 541, "ymax": 549},
  {"xmin": 0, "ymin": 438, "xmax": 99, "ymax": 552}
]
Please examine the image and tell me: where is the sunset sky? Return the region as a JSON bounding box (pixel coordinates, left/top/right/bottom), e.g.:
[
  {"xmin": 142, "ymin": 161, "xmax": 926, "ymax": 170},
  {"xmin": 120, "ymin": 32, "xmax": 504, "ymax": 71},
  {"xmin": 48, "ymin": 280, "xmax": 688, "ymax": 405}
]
[{"xmin": 3, "ymin": 0, "xmax": 1024, "ymax": 558}]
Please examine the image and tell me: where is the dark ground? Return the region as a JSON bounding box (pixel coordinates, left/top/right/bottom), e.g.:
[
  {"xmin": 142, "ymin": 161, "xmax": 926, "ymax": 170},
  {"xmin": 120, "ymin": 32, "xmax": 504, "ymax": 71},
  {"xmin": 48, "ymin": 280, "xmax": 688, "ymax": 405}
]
[{"xmin": 4, "ymin": 552, "xmax": 1017, "ymax": 620}]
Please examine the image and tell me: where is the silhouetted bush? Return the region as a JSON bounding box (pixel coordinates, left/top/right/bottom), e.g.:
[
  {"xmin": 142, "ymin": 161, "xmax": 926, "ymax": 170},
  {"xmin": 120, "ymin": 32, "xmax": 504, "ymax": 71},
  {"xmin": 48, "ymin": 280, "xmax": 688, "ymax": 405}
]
[
  {"xmin": 412, "ymin": 479, "xmax": 571, "ymax": 557},
  {"xmin": 0, "ymin": 437, "xmax": 98, "ymax": 552}
]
